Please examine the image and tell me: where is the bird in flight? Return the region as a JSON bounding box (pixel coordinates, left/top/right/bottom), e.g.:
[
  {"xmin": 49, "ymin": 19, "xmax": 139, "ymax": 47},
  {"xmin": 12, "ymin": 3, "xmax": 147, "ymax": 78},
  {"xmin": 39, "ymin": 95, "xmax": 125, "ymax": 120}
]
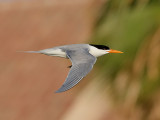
[{"xmin": 24, "ymin": 44, "xmax": 123, "ymax": 93}]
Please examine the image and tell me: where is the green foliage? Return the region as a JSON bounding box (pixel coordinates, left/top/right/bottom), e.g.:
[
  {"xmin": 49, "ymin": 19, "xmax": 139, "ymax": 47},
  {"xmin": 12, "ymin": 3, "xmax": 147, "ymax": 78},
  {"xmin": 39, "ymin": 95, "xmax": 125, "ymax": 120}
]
[
  {"xmin": 90, "ymin": 0, "xmax": 160, "ymax": 116},
  {"xmin": 91, "ymin": 0, "xmax": 160, "ymax": 77}
]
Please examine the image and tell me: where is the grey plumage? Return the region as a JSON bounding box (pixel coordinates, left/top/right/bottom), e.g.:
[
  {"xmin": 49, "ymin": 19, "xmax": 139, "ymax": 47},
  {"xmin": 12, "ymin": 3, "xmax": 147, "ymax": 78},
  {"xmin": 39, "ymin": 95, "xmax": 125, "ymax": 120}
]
[
  {"xmin": 21, "ymin": 44, "xmax": 119, "ymax": 93},
  {"xmin": 55, "ymin": 49, "xmax": 96, "ymax": 93}
]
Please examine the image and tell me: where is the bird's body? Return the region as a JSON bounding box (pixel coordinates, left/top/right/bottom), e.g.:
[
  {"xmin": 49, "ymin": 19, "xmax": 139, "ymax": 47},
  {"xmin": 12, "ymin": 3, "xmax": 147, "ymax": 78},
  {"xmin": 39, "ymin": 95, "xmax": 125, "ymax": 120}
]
[
  {"xmin": 29, "ymin": 44, "xmax": 108, "ymax": 58},
  {"xmin": 24, "ymin": 44, "xmax": 123, "ymax": 93}
]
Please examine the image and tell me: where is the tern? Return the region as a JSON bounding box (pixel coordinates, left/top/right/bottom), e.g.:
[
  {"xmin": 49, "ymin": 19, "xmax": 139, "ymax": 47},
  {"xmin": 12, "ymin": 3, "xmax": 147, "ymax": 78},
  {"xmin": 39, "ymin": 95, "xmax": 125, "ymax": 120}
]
[{"xmin": 24, "ymin": 44, "xmax": 123, "ymax": 93}]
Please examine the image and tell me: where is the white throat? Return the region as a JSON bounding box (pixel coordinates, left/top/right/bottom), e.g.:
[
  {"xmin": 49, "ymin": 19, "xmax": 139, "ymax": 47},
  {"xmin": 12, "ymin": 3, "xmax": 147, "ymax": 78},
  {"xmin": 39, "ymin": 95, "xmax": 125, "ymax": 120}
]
[{"xmin": 89, "ymin": 46, "xmax": 108, "ymax": 57}]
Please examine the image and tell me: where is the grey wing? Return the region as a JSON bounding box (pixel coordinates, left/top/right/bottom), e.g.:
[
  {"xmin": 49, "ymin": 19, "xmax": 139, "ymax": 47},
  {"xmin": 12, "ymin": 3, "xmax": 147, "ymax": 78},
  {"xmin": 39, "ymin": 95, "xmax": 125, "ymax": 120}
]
[{"xmin": 55, "ymin": 49, "xmax": 97, "ymax": 93}]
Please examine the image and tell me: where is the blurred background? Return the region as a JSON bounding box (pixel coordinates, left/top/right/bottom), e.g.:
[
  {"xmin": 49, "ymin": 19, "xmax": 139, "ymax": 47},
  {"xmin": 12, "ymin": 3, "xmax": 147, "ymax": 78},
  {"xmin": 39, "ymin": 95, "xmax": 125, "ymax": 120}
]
[{"xmin": 0, "ymin": 0, "xmax": 160, "ymax": 120}]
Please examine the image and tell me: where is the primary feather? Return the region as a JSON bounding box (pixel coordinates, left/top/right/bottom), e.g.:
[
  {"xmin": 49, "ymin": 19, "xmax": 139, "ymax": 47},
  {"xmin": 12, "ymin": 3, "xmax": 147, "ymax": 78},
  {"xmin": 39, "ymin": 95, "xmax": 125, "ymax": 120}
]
[{"xmin": 56, "ymin": 49, "xmax": 96, "ymax": 93}]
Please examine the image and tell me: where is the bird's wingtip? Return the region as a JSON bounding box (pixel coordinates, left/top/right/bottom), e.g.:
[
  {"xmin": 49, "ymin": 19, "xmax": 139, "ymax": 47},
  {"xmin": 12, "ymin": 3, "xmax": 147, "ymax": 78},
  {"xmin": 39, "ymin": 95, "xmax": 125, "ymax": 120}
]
[
  {"xmin": 55, "ymin": 90, "xmax": 64, "ymax": 93},
  {"xmin": 55, "ymin": 88, "xmax": 65, "ymax": 93},
  {"xmin": 55, "ymin": 90, "xmax": 61, "ymax": 93},
  {"xmin": 55, "ymin": 85, "xmax": 69, "ymax": 93}
]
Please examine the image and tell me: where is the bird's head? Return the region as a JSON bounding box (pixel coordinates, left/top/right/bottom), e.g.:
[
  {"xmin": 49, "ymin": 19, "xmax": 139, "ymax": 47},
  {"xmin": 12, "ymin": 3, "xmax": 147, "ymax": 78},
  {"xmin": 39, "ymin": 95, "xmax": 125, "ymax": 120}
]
[{"xmin": 89, "ymin": 44, "xmax": 123, "ymax": 57}]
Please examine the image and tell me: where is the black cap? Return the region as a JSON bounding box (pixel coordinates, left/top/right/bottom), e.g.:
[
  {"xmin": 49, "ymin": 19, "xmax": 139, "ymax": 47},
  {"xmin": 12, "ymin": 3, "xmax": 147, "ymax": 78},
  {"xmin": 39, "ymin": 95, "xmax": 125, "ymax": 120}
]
[{"xmin": 89, "ymin": 44, "xmax": 110, "ymax": 50}]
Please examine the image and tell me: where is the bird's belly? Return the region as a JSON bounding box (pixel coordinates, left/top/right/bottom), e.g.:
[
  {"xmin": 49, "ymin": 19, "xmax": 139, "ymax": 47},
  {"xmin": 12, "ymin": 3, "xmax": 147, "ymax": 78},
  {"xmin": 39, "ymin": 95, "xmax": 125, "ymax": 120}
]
[
  {"xmin": 50, "ymin": 51, "xmax": 67, "ymax": 58},
  {"xmin": 50, "ymin": 54, "xmax": 67, "ymax": 58},
  {"xmin": 42, "ymin": 48, "xmax": 67, "ymax": 58}
]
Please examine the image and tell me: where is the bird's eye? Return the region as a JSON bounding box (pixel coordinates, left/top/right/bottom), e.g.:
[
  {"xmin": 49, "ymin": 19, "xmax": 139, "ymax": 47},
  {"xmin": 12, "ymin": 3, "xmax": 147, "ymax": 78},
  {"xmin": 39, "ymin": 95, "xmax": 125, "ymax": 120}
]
[
  {"xmin": 105, "ymin": 47, "xmax": 110, "ymax": 50},
  {"xmin": 103, "ymin": 47, "xmax": 109, "ymax": 50}
]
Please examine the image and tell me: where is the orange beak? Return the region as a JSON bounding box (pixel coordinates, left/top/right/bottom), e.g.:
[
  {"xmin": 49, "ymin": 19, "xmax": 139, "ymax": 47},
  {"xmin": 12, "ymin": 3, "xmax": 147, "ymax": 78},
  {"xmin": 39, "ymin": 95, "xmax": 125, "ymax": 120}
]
[{"xmin": 108, "ymin": 49, "xmax": 123, "ymax": 53}]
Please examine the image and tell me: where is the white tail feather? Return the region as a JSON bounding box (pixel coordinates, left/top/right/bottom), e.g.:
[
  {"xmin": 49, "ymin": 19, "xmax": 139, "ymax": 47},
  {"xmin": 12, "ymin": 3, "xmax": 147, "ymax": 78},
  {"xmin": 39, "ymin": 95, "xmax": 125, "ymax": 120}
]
[{"xmin": 17, "ymin": 51, "xmax": 40, "ymax": 53}]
